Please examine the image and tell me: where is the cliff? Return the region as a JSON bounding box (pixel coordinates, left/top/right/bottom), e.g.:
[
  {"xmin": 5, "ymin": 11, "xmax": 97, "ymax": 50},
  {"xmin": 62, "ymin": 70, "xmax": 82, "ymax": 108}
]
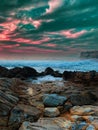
[{"xmin": 80, "ymin": 51, "xmax": 98, "ymax": 58}]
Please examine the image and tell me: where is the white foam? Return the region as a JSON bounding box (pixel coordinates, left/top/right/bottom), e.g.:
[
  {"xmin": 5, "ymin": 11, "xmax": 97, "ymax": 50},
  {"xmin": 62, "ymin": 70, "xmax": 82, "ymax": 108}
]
[{"xmin": 32, "ymin": 75, "xmax": 63, "ymax": 84}]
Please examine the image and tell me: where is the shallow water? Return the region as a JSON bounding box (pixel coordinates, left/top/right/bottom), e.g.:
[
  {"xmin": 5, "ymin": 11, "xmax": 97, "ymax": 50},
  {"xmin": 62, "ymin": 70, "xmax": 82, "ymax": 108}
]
[{"xmin": 32, "ymin": 75, "xmax": 63, "ymax": 84}]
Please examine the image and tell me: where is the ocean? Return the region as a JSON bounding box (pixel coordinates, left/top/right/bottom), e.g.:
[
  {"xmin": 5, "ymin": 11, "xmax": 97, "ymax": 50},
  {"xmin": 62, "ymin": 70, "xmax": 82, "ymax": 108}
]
[{"xmin": 0, "ymin": 59, "xmax": 98, "ymax": 72}]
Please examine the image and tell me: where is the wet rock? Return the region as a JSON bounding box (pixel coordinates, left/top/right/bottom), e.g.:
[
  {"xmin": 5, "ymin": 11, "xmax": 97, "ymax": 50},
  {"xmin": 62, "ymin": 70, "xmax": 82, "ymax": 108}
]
[
  {"xmin": 21, "ymin": 66, "xmax": 38, "ymax": 78},
  {"xmin": 43, "ymin": 94, "xmax": 67, "ymax": 107},
  {"xmin": 0, "ymin": 66, "xmax": 9, "ymax": 77},
  {"xmin": 63, "ymin": 70, "xmax": 98, "ymax": 85},
  {"xmin": 72, "ymin": 122, "xmax": 87, "ymax": 130},
  {"xmin": 8, "ymin": 67, "xmax": 22, "ymax": 78},
  {"xmin": 44, "ymin": 67, "xmax": 54, "ymax": 75},
  {"xmin": 69, "ymin": 92, "xmax": 97, "ymax": 106},
  {"xmin": 19, "ymin": 118, "xmax": 73, "ymax": 130},
  {"xmin": 53, "ymin": 71, "xmax": 62, "ymax": 77},
  {"xmin": 8, "ymin": 104, "xmax": 41, "ymax": 126},
  {"xmin": 44, "ymin": 107, "xmax": 60, "ymax": 117},
  {"xmin": 70, "ymin": 106, "xmax": 94, "ymax": 116}
]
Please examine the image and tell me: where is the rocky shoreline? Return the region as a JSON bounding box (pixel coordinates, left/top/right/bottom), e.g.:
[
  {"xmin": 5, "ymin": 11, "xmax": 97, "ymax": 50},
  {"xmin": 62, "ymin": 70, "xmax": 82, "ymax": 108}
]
[{"xmin": 0, "ymin": 66, "xmax": 98, "ymax": 130}]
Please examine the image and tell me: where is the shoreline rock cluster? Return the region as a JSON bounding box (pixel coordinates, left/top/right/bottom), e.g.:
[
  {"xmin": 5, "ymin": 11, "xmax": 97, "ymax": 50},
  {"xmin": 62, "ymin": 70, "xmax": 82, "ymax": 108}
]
[
  {"xmin": 0, "ymin": 76, "xmax": 98, "ymax": 130},
  {"xmin": 0, "ymin": 66, "xmax": 98, "ymax": 85}
]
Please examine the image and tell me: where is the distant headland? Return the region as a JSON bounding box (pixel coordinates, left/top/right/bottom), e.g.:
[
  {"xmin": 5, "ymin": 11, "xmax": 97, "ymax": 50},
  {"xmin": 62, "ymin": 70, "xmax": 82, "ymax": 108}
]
[{"xmin": 80, "ymin": 50, "xmax": 98, "ymax": 58}]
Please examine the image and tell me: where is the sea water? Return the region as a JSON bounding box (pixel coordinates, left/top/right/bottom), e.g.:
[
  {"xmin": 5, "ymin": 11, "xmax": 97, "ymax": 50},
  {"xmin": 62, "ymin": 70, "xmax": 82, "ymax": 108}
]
[{"xmin": 0, "ymin": 59, "xmax": 98, "ymax": 72}]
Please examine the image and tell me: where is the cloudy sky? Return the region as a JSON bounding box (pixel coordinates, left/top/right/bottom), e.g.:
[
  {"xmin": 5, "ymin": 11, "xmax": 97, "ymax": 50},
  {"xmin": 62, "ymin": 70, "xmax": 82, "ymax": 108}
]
[{"xmin": 0, "ymin": 0, "xmax": 98, "ymax": 60}]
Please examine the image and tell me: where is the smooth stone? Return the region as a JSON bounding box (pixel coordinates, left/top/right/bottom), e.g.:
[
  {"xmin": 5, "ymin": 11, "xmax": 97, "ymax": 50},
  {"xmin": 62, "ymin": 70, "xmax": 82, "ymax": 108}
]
[
  {"xmin": 70, "ymin": 106, "xmax": 95, "ymax": 116},
  {"xmin": 43, "ymin": 94, "xmax": 67, "ymax": 107},
  {"xmin": 19, "ymin": 118, "xmax": 73, "ymax": 130},
  {"xmin": 86, "ymin": 125, "xmax": 95, "ymax": 130},
  {"xmin": 44, "ymin": 107, "xmax": 60, "ymax": 117}
]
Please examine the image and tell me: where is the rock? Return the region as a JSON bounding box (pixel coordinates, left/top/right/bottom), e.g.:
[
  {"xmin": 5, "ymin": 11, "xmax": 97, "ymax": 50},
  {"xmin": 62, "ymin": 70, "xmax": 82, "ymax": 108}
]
[
  {"xmin": 72, "ymin": 122, "xmax": 87, "ymax": 130},
  {"xmin": 82, "ymin": 116, "xmax": 94, "ymax": 122},
  {"xmin": 0, "ymin": 78, "xmax": 42, "ymax": 130},
  {"xmin": 71, "ymin": 106, "xmax": 98, "ymax": 116},
  {"xmin": 7, "ymin": 66, "xmax": 38, "ymax": 79},
  {"xmin": 80, "ymin": 51, "xmax": 98, "ymax": 59},
  {"xmin": 91, "ymin": 120, "xmax": 98, "ymax": 129},
  {"xmin": 70, "ymin": 106, "xmax": 94, "ymax": 116},
  {"xmin": 8, "ymin": 104, "xmax": 41, "ymax": 126},
  {"xmin": 44, "ymin": 107, "xmax": 60, "ymax": 117},
  {"xmin": 8, "ymin": 67, "xmax": 22, "ymax": 78},
  {"xmin": 0, "ymin": 66, "xmax": 9, "ymax": 77},
  {"xmin": 21, "ymin": 66, "xmax": 38, "ymax": 78},
  {"xmin": 58, "ymin": 103, "xmax": 73, "ymax": 114},
  {"xmin": 53, "ymin": 71, "xmax": 62, "ymax": 77},
  {"xmin": 71, "ymin": 115, "xmax": 84, "ymax": 122},
  {"xmin": 43, "ymin": 94, "xmax": 67, "ymax": 107},
  {"xmin": 19, "ymin": 118, "xmax": 73, "ymax": 130},
  {"xmin": 69, "ymin": 92, "xmax": 97, "ymax": 106},
  {"xmin": 86, "ymin": 125, "xmax": 95, "ymax": 130},
  {"xmin": 44, "ymin": 67, "xmax": 54, "ymax": 75},
  {"xmin": 63, "ymin": 70, "xmax": 98, "ymax": 85},
  {"xmin": 63, "ymin": 71, "xmax": 75, "ymax": 81}
]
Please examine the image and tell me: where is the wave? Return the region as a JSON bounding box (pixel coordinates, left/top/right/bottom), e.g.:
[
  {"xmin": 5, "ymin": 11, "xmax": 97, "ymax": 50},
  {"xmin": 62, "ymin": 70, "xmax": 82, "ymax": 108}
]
[{"xmin": 0, "ymin": 59, "xmax": 98, "ymax": 72}]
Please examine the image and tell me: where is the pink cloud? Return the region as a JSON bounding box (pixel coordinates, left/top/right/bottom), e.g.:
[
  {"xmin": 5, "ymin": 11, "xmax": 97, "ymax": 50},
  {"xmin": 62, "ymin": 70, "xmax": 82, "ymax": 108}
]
[
  {"xmin": 13, "ymin": 37, "xmax": 50, "ymax": 45},
  {"xmin": 44, "ymin": 43, "xmax": 57, "ymax": 47},
  {"xmin": 9, "ymin": 46, "xmax": 61, "ymax": 54},
  {"xmin": 61, "ymin": 30, "xmax": 87, "ymax": 38},
  {"xmin": 0, "ymin": 44, "xmax": 20, "ymax": 49},
  {"xmin": 46, "ymin": 0, "xmax": 64, "ymax": 13}
]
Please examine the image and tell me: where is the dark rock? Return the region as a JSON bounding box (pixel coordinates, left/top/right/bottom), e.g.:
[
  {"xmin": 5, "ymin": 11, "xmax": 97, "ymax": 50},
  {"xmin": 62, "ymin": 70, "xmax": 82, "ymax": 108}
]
[
  {"xmin": 43, "ymin": 94, "xmax": 67, "ymax": 107},
  {"xmin": 8, "ymin": 104, "xmax": 41, "ymax": 126},
  {"xmin": 63, "ymin": 70, "xmax": 98, "ymax": 85},
  {"xmin": 0, "ymin": 66, "xmax": 9, "ymax": 77},
  {"xmin": 21, "ymin": 66, "xmax": 38, "ymax": 78},
  {"xmin": 44, "ymin": 67, "xmax": 54, "ymax": 75},
  {"xmin": 63, "ymin": 71, "xmax": 76, "ymax": 81},
  {"xmin": 8, "ymin": 67, "xmax": 22, "ymax": 78},
  {"xmin": 53, "ymin": 71, "xmax": 62, "ymax": 77},
  {"xmin": 80, "ymin": 51, "xmax": 98, "ymax": 59},
  {"xmin": 69, "ymin": 92, "xmax": 97, "ymax": 106}
]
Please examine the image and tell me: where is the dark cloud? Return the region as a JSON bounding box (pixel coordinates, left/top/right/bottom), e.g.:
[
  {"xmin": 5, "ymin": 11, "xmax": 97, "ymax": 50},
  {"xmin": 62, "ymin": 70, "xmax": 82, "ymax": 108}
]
[{"xmin": 0, "ymin": 0, "xmax": 98, "ymax": 59}]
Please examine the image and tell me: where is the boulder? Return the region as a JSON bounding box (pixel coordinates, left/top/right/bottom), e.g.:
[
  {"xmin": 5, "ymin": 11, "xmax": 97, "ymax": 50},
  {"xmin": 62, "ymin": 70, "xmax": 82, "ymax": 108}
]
[
  {"xmin": 8, "ymin": 104, "xmax": 41, "ymax": 126},
  {"xmin": 63, "ymin": 70, "xmax": 98, "ymax": 85},
  {"xmin": 0, "ymin": 66, "xmax": 9, "ymax": 77},
  {"xmin": 19, "ymin": 118, "xmax": 73, "ymax": 130},
  {"xmin": 44, "ymin": 107, "xmax": 60, "ymax": 117},
  {"xmin": 69, "ymin": 92, "xmax": 97, "ymax": 106},
  {"xmin": 8, "ymin": 67, "xmax": 22, "ymax": 78},
  {"xmin": 44, "ymin": 67, "xmax": 54, "ymax": 75},
  {"xmin": 43, "ymin": 94, "xmax": 67, "ymax": 107},
  {"xmin": 70, "ymin": 106, "xmax": 98, "ymax": 116}
]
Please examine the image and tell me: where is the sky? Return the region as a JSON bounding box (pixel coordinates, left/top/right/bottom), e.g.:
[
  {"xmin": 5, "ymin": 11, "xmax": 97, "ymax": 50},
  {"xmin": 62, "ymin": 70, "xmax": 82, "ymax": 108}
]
[{"xmin": 0, "ymin": 0, "xmax": 98, "ymax": 60}]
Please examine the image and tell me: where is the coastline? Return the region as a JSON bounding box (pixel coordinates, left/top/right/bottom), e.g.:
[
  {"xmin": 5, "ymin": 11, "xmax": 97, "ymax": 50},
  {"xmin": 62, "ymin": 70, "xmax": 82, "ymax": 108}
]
[{"xmin": 0, "ymin": 65, "xmax": 98, "ymax": 129}]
